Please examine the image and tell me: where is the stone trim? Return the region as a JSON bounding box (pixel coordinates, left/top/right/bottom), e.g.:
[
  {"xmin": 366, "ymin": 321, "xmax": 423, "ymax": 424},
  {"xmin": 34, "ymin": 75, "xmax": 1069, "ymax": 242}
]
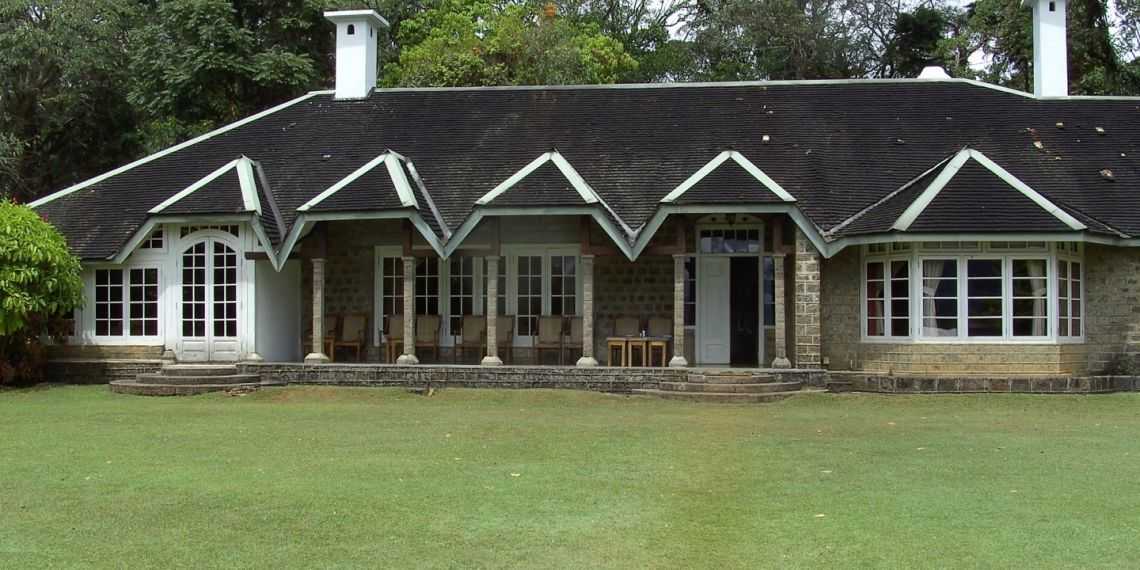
[{"xmin": 794, "ymin": 229, "xmax": 822, "ymax": 368}]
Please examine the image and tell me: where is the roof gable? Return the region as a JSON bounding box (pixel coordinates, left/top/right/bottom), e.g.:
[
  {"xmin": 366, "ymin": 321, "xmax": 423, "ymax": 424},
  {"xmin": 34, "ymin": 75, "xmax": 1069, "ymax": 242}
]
[{"xmin": 661, "ymin": 151, "xmax": 795, "ymax": 205}]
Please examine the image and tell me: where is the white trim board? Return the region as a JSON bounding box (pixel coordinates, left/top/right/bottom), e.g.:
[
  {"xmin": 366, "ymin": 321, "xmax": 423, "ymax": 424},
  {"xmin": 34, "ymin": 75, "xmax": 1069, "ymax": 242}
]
[
  {"xmin": 476, "ymin": 151, "xmax": 600, "ymax": 206},
  {"xmin": 30, "ymin": 90, "xmax": 329, "ymax": 209},
  {"xmin": 149, "ymin": 159, "xmax": 241, "ymax": 214},
  {"xmin": 892, "ymin": 149, "xmax": 1087, "ymax": 232},
  {"xmin": 660, "ymin": 151, "xmax": 796, "ymax": 204},
  {"xmin": 298, "ymin": 152, "xmax": 419, "ymax": 212}
]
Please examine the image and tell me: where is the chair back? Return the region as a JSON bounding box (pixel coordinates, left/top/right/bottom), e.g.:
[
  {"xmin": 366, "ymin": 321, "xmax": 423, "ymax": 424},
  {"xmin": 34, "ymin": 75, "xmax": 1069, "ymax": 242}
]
[
  {"xmin": 648, "ymin": 317, "xmax": 671, "ymax": 338},
  {"xmin": 538, "ymin": 316, "xmax": 563, "ymax": 344},
  {"xmin": 496, "ymin": 316, "xmax": 515, "ymax": 346},
  {"xmin": 341, "ymin": 314, "xmax": 367, "ymax": 343},
  {"xmin": 387, "ymin": 316, "xmax": 403, "ymax": 341},
  {"xmin": 462, "ymin": 315, "xmax": 485, "ymax": 345},
  {"xmin": 324, "ymin": 314, "xmax": 340, "ymax": 337},
  {"xmin": 568, "ymin": 317, "xmax": 583, "ymax": 343},
  {"xmin": 416, "ymin": 315, "xmax": 441, "ymax": 343},
  {"xmin": 614, "ymin": 316, "xmax": 639, "ymax": 337}
]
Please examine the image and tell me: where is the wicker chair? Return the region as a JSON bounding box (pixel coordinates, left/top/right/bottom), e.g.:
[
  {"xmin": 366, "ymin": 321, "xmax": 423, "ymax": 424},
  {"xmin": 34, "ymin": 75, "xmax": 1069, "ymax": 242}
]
[
  {"xmin": 415, "ymin": 315, "xmax": 442, "ymax": 363},
  {"xmin": 457, "ymin": 315, "xmax": 485, "ymax": 363},
  {"xmin": 535, "ymin": 316, "xmax": 565, "ymax": 365},
  {"xmin": 565, "ymin": 316, "xmax": 584, "ymax": 363},
  {"xmin": 334, "ymin": 313, "xmax": 368, "ymax": 362},
  {"xmin": 385, "ymin": 316, "xmax": 404, "ymax": 363}
]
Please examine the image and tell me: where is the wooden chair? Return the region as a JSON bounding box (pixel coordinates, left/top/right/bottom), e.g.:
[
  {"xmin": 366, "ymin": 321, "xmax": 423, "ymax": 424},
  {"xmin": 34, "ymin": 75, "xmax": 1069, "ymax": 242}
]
[
  {"xmin": 415, "ymin": 315, "xmax": 442, "ymax": 363},
  {"xmin": 457, "ymin": 315, "xmax": 485, "ymax": 363},
  {"xmin": 608, "ymin": 317, "xmax": 641, "ymax": 367},
  {"xmin": 647, "ymin": 317, "xmax": 671, "ymax": 367},
  {"xmin": 535, "ymin": 316, "xmax": 565, "ymax": 365},
  {"xmin": 334, "ymin": 313, "xmax": 368, "ymax": 362},
  {"xmin": 489, "ymin": 315, "xmax": 515, "ymax": 363},
  {"xmin": 306, "ymin": 314, "xmax": 338, "ymax": 361},
  {"xmin": 565, "ymin": 316, "xmax": 583, "ymax": 363},
  {"xmin": 385, "ymin": 316, "xmax": 404, "ymax": 363}
]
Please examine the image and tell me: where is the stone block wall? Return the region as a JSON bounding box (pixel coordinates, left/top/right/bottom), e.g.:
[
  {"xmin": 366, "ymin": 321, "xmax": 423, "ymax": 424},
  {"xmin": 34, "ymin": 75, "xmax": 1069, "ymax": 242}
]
[
  {"xmin": 594, "ymin": 255, "xmax": 675, "ymax": 360},
  {"xmin": 793, "ymin": 229, "xmax": 822, "ymax": 368},
  {"xmin": 1084, "ymin": 244, "xmax": 1140, "ymax": 373}
]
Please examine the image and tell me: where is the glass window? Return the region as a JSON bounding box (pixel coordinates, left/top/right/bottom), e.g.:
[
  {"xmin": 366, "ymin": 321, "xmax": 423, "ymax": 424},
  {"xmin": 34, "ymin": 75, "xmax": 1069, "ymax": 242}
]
[
  {"xmin": 866, "ymin": 259, "xmax": 911, "ymax": 337},
  {"xmin": 415, "ymin": 258, "xmax": 439, "ymax": 315},
  {"xmin": 550, "ymin": 255, "xmax": 577, "ymax": 316},
  {"xmin": 699, "ymin": 228, "xmax": 760, "ymax": 254},
  {"xmin": 684, "ymin": 257, "xmax": 697, "ymax": 327},
  {"xmin": 449, "ymin": 257, "xmax": 474, "ymax": 335},
  {"xmin": 128, "ymin": 268, "xmax": 160, "ymax": 336},
  {"xmin": 516, "ymin": 256, "xmax": 543, "ymax": 337},
  {"xmin": 922, "ymin": 259, "xmax": 958, "ymax": 337},
  {"xmin": 763, "ymin": 257, "xmax": 775, "ymax": 326},
  {"xmin": 1058, "ymin": 259, "xmax": 1082, "ymax": 337},
  {"xmin": 95, "ymin": 269, "xmax": 124, "ymax": 337},
  {"xmin": 140, "ymin": 229, "xmax": 164, "ymax": 250},
  {"xmin": 380, "ymin": 257, "xmax": 404, "ymax": 337},
  {"xmin": 1011, "ymin": 259, "xmax": 1048, "ymax": 337},
  {"xmin": 966, "ymin": 259, "xmax": 1003, "ymax": 337}
]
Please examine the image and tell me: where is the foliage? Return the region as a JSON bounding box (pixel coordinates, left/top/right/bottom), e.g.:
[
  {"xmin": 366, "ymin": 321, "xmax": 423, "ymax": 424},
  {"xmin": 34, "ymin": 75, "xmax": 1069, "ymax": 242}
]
[
  {"xmin": 383, "ymin": 0, "xmax": 637, "ymax": 87},
  {"xmin": 888, "ymin": 6, "xmax": 949, "ymax": 78},
  {"xmin": 0, "ymin": 201, "xmax": 83, "ymax": 384}
]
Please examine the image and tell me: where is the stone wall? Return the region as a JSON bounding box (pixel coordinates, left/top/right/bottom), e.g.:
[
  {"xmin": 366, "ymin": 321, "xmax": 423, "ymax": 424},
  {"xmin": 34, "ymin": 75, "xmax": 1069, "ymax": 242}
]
[
  {"xmin": 46, "ymin": 359, "xmax": 163, "ymax": 385},
  {"xmin": 594, "ymin": 255, "xmax": 674, "ymax": 359},
  {"xmin": 793, "ymin": 229, "xmax": 822, "ymax": 368},
  {"xmin": 1084, "ymin": 244, "xmax": 1140, "ymax": 374}
]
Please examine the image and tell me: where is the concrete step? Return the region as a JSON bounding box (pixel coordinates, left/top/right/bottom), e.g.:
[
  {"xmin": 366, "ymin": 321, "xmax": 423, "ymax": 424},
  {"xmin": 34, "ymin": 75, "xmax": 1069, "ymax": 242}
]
[
  {"xmin": 659, "ymin": 381, "xmax": 803, "ymax": 394},
  {"xmin": 109, "ymin": 380, "xmax": 266, "ymax": 397},
  {"xmin": 631, "ymin": 389, "xmax": 809, "ymax": 404},
  {"xmin": 162, "ymin": 364, "xmax": 240, "ymax": 377},
  {"xmin": 686, "ymin": 373, "xmax": 775, "ymax": 384},
  {"xmin": 136, "ymin": 373, "xmax": 261, "ymax": 386}
]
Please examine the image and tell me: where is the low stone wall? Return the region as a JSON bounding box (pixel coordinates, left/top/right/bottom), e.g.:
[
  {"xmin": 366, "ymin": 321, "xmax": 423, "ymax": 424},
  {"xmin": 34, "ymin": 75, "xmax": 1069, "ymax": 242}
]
[
  {"xmin": 831, "ymin": 371, "xmax": 1140, "ymax": 394},
  {"xmin": 46, "ymin": 359, "xmax": 163, "ymax": 385}
]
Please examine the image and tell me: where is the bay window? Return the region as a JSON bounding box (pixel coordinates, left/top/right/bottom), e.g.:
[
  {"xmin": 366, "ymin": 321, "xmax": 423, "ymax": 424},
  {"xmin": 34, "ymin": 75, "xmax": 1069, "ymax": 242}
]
[{"xmin": 865, "ymin": 242, "xmax": 1082, "ymax": 342}]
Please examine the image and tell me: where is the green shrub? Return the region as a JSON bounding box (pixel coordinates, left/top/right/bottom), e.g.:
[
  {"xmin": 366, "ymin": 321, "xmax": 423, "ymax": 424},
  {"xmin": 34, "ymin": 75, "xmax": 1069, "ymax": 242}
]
[{"xmin": 0, "ymin": 201, "xmax": 83, "ymax": 384}]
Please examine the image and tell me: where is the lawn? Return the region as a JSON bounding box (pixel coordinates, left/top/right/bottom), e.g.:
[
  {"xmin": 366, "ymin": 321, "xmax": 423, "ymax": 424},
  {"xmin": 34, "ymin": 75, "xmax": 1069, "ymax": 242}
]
[{"xmin": 2, "ymin": 386, "xmax": 1140, "ymax": 568}]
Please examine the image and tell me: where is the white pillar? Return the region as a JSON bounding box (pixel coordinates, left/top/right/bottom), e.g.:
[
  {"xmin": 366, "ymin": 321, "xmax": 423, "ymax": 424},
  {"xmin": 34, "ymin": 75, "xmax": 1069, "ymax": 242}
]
[
  {"xmin": 771, "ymin": 253, "xmax": 791, "ymax": 368},
  {"xmin": 396, "ymin": 256, "xmax": 419, "ymax": 365},
  {"xmin": 482, "ymin": 256, "xmax": 503, "ymax": 366},
  {"xmin": 576, "ymin": 254, "xmax": 598, "ymax": 367},
  {"xmin": 669, "ymin": 254, "xmax": 689, "ymax": 367},
  {"xmin": 304, "ymin": 258, "xmax": 330, "ymax": 364}
]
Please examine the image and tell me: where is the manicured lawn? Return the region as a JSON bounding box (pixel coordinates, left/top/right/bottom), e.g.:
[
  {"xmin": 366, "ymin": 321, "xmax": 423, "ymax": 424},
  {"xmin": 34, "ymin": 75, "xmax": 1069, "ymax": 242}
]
[{"xmin": 3, "ymin": 386, "xmax": 1140, "ymax": 568}]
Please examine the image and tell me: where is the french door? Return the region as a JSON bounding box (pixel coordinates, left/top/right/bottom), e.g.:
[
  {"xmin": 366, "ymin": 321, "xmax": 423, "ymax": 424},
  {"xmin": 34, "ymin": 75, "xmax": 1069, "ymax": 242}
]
[{"xmin": 179, "ymin": 239, "xmax": 240, "ymax": 361}]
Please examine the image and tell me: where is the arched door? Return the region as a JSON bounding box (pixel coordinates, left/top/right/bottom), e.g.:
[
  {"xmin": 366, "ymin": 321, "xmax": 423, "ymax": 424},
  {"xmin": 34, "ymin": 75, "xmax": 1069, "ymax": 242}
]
[{"xmin": 179, "ymin": 238, "xmax": 240, "ymax": 361}]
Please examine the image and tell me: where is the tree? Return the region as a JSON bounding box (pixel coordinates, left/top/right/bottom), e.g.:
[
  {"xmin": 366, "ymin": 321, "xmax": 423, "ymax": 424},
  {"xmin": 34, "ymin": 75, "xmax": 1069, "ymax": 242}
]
[
  {"xmin": 382, "ymin": 0, "xmax": 638, "ymax": 87},
  {"xmin": 887, "ymin": 6, "xmax": 950, "ymax": 77},
  {"xmin": 0, "ymin": 201, "xmax": 84, "ymax": 384}
]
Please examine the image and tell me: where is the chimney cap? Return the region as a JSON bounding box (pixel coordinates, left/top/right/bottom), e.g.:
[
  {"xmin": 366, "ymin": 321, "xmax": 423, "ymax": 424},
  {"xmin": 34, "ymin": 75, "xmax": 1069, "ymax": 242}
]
[
  {"xmin": 917, "ymin": 66, "xmax": 951, "ymax": 80},
  {"xmin": 325, "ymin": 10, "xmax": 389, "ymax": 29}
]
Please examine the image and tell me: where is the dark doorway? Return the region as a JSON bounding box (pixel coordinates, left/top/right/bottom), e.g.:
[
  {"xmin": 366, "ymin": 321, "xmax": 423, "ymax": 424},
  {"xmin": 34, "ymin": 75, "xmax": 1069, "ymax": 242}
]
[{"xmin": 730, "ymin": 257, "xmax": 760, "ymax": 367}]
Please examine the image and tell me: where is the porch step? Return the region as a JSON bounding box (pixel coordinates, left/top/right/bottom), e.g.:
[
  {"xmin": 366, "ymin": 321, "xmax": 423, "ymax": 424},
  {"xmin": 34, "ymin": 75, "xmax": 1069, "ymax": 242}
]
[
  {"xmin": 631, "ymin": 388, "xmax": 820, "ymax": 404},
  {"xmin": 659, "ymin": 381, "xmax": 802, "ymax": 394},
  {"xmin": 162, "ymin": 364, "xmax": 240, "ymax": 377},
  {"xmin": 135, "ymin": 373, "xmax": 261, "ymax": 386},
  {"xmin": 686, "ymin": 372, "xmax": 775, "ymax": 384},
  {"xmin": 109, "ymin": 379, "xmax": 269, "ymax": 397}
]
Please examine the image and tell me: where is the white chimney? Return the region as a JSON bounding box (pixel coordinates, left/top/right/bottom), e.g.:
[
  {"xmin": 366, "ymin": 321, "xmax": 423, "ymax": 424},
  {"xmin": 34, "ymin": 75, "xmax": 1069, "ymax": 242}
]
[
  {"xmin": 1025, "ymin": 0, "xmax": 1068, "ymax": 97},
  {"xmin": 325, "ymin": 10, "xmax": 388, "ymax": 100}
]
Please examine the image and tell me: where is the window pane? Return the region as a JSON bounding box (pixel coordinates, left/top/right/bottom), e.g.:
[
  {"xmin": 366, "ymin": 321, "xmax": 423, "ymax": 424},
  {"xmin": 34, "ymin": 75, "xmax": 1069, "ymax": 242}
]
[
  {"xmin": 867, "ymin": 318, "xmax": 885, "ymax": 336},
  {"xmin": 967, "ymin": 279, "xmax": 1002, "ymax": 298},
  {"xmin": 1013, "ymin": 318, "xmax": 1048, "ymax": 337},
  {"xmin": 891, "ymin": 318, "xmax": 909, "ymax": 336},
  {"xmin": 1012, "ymin": 259, "xmax": 1047, "ymax": 278},
  {"xmin": 923, "ymin": 259, "xmax": 956, "ymax": 279},
  {"xmin": 967, "ymin": 259, "xmax": 1002, "ymax": 278},
  {"xmin": 967, "ymin": 318, "xmax": 1002, "ymax": 337}
]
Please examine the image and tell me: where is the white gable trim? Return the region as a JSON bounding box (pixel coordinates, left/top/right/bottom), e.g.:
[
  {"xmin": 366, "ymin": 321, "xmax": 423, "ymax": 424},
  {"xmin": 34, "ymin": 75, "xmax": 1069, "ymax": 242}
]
[
  {"xmin": 476, "ymin": 153, "xmax": 554, "ymax": 205},
  {"xmin": 385, "ymin": 153, "xmax": 419, "ymax": 208},
  {"xmin": 273, "ymin": 210, "xmax": 446, "ymax": 268},
  {"xmin": 549, "ymin": 152, "xmax": 601, "ymax": 205},
  {"xmin": 236, "ymin": 157, "xmax": 262, "ymax": 214},
  {"xmin": 827, "ymin": 155, "xmax": 955, "ymax": 237},
  {"xmin": 475, "ymin": 151, "xmax": 602, "ymax": 206},
  {"xmin": 404, "ymin": 159, "xmax": 451, "ymax": 240},
  {"xmin": 659, "ymin": 151, "xmax": 795, "ymax": 203},
  {"xmin": 444, "ymin": 206, "xmax": 636, "ymax": 261},
  {"xmin": 148, "ymin": 159, "xmax": 241, "ymax": 214},
  {"xmin": 893, "ymin": 149, "xmax": 1086, "ymax": 232},
  {"xmin": 298, "ymin": 153, "xmax": 389, "ymax": 212},
  {"xmin": 299, "ymin": 152, "xmax": 420, "ymax": 213},
  {"xmin": 30, "ymin": 90, "xmax": 329, "ymax": 209}
]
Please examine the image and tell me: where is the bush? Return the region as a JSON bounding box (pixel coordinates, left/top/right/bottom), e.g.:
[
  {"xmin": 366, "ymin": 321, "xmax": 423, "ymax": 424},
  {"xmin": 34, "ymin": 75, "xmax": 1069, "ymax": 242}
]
[{"xmin": 0, "ymin": 201, "xmax": 83, "ymax": 384}]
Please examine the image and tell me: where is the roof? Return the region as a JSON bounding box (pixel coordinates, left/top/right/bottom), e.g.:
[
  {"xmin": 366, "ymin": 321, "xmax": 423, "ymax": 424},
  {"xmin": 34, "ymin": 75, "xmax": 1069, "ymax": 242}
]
[{"xmin": 31, "ymin": 78, "xmax": 1140, "ymax": 261}]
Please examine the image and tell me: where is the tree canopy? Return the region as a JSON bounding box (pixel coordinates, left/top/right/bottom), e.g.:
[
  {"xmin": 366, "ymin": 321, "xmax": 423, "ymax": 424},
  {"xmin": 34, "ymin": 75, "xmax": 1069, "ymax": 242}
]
[{"xmin": 3, "ymin": 0, "xmax": 1140, "ymax": 204}]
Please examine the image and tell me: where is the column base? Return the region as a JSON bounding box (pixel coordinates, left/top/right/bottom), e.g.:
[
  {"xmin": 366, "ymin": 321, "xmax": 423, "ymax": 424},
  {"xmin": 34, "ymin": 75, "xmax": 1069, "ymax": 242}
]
[
  {"xmin": 481, "ymin": 355, "xmax": 503, "ymax": 366},
  {"xmin": 668, "ymin": 356, "xmax": 689, "ymax": 368},
  {"xmin": 771, "ymin": 356, "xmax": 792, "ymax": 369},
  {"xmin": 396, "ymin": 354, "xmax": 420, "ymax": 366},
  {"xmin": 576, "ymin": 356, "xmax": 599, "ymax": 367},
  {"xmin": 304, "ymin": 353, "xmax": 330, "ymax": 364},
  {"xmin": 244, "ymin": 352, "xmax": 265, "ymax": 363}
]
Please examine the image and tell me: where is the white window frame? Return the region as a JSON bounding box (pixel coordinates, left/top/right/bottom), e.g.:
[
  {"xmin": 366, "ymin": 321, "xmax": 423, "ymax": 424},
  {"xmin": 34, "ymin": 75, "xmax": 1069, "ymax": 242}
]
[
  {"xmin": 83, "ymin": 263, "xmax": 164, "ymax": 345},
  {"xmin": 861, "ymin": 255, "xmax": 912, "ymax": 340},
  {"xmin": 501, "ymin": 245, "xmax": 583, "ymax": 346},
  {"xmin": 861, "ymin": 242, "xmax": 1082, "ymax": 344},
  {"xmin": 372, "ymin": 247, "xmax": 404, "ymax": 347},
  {"xmin": 1056, "ymin": 244, "xmax": 1085, "ymax": 342}
]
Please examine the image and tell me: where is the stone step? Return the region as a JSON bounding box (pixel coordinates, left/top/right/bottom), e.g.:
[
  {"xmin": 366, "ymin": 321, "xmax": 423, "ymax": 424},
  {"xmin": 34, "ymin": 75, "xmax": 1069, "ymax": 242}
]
[
  {"xmin": 136, "ymin": 373, "xmax": 261, "ymax": 386},
  {"xmin": 109, "ymin": 380, "xmax": 267, "ymax": 397},
  {"xmin": 162, "ymin": 364, "xmax": 240, "ymax": 377},
  {"xmin": 631, "ymin": 389, "xmax": 809, "ymax": 404},
  {"xmin": 659, "ymin": 381, "xmax": 802, "ymax": 394},
  {"xmin": 686, "ymin": 373, "xmax": 775, "ymax": 384}
]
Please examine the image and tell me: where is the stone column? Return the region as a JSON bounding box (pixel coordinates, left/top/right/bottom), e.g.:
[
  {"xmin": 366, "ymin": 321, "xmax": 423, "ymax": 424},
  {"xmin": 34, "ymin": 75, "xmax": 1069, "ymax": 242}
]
[
  {"xmin": 304, "ymin": 258, "xmax": 330, "ymax": 364},
  {"xmin": 669, "ymin": 254, "xmax": 689, "ymax": 367},
  {"xmin": 771, "ymin": 253, "xmax": 791, "ymax": 368},
  {"xmin": 793, "ymin": 229, "xmax": 822, "ymax": 369},
  {"xmin": 396, "ymin": 256, "xmax": 419, "ymax": 365},
  {"xmin": 482, "ymin": 256, "xmax": 502, "ymax": 366},
  {"xmin": 576, "ymin": 255, "xmax": 598, "ymax": 367}
]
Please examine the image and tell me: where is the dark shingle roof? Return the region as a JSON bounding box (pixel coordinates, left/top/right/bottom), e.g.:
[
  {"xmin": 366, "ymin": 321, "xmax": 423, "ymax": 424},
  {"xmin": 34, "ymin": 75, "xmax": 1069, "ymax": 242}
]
[
  {"xmin": 32, "ymin": 79, "xmax": 1140, "ymax": 259},
  {"xmin": 673, "ymin": 157, "xmax": 790, "ymax": 204},
  {"xmin": 909, "ymin": 160, "xmax": 1072, "ymax": 232}
]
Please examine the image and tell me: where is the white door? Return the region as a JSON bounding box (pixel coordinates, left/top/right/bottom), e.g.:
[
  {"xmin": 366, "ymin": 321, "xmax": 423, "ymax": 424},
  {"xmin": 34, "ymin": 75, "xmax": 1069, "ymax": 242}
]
[
  {"xmin": 179, "ymin": 239, "xmax": 241, "ymax": 362},
  {"xmin": 697, "ymin": 256, "xmax": 731, "ymax": 365}
]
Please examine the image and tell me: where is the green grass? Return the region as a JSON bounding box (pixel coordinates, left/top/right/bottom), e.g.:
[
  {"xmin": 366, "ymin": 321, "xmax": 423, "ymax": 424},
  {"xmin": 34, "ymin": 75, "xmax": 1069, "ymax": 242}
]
[{"xmin": 3, "ymin": 387, "xmax": 1140, "ymax": 568}]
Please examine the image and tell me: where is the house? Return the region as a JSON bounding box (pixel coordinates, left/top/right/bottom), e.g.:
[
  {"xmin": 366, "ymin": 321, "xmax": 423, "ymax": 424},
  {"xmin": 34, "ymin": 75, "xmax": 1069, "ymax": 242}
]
[{"xmin": 32, "ymin": 3, "xmax": 1140, "ymax": 390}]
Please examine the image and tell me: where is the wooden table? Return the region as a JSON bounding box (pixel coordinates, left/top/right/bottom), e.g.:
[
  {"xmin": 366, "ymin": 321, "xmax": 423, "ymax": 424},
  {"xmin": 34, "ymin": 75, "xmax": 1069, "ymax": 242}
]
[{"xmin": 607, "ymin": 336, "xmax": 668, "ymax": 367}]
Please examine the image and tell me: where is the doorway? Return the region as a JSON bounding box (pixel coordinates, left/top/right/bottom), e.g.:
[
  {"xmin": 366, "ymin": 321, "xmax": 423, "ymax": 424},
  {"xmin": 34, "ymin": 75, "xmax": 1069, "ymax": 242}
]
[
  {"xmin": 178, "ymin": 238, "xmax": 241, "ymax": 361},
  {"xmin": 729, "ymin": 257, "xmax": 760, "ymax": 367}
]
